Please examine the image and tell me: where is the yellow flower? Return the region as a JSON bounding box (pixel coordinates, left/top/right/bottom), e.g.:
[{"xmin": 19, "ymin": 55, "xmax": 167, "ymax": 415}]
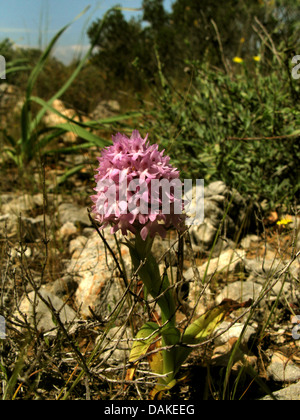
[
  {"xmin": 233, "ymin": 57, "xmax": 243, "ymax": 64},
  {"xmin": 276, "ymin": 218, "xmax": 293, "ymax": 226},
  {"xmin": 253, "ymin": 55, "xmax": 261, "ymax": 62},
  {"xmin": 240, "ymin": 37, "xmax": 245, "ymax": 44}
]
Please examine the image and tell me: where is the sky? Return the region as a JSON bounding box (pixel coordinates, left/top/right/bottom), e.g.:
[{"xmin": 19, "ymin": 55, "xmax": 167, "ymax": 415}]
[{"xmin": 0, "ymin": 0, "xmax": 174, "ymax": 64}]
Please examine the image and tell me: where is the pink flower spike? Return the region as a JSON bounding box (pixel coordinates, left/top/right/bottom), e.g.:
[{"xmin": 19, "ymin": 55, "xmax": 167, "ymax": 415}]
[{"xmin": 91, "ymin": 131, "xmax": 185, "ymax": 239}]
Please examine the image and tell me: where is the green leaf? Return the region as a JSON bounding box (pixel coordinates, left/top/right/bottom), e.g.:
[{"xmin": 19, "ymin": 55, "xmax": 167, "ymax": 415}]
[
  {"xmin": 54, "ymin": 164, "xmax": 85, "ymax": 187},
  {"xmin": 129, "ymin": 322, "xmax": 161, "ymax": 365},
  {"xmin": 4, "ymin": 65, "xmax": 30, "ymax": 76},
  {"xmin": 127, "ymin": 322, "xmax": 180, "ymax": 389},
  {"xmin": 53, "ymin": 123, "xmax": 111, "ymax": 147},
  {"xmin": 42, "ymin": 142, "xmax": 95, "ymax": 155},
  {"xmin": 182, "ymin": 303, "xmax": 229, "ymax": 345},
  {"xmin": 126, "ymin": 322, "xmax": 162, "ymax": 383},
  {"xmin": 87, "ymin": 111, "xmax": 144, "ymax": 125},
  {"xmin": 288, "ymin": 129, "xmax": 300, "ymax": 136},
  {"xmin": 175, "ymin": 299, "xmax": 253, "ymax": 376},
  {"xmin": 128, "ymin": 323, "xmax": 180, "ymax": 366},
  {"xmin": 3, "ymin": 148, "xmax": 19, "ymax": 165}
]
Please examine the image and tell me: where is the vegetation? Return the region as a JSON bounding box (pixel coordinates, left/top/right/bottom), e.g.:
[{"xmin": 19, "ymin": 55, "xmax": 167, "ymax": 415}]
[
  {"xmin": 0, "ymin": 0, "xmax": 299, "ymax": 401},
  {"xmin": 1, "ymin": 0, "xmax": 299, "ymax": 207}
]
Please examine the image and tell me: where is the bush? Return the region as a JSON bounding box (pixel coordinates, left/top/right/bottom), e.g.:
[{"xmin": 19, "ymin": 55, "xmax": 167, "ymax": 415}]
[{"xmin": 141, "ymin": 58, "xmax": 300, "ymax": 209}]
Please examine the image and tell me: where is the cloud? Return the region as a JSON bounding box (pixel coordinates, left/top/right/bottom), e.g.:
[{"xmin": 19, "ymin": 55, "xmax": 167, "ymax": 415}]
[
  {"xmin": 52, "ymin": 44, "xmax": 92, "ymax": 64},
  {"xmin": 0, "ymin": 27, "xmax": 58, "ymax": 36},
  {"xmin": 0, "ymin": 27, "xmax": 35, "ymax": 34},
  {"xmin": 12, "ymin": 42, "xmax": 93, "ymax": 65}
]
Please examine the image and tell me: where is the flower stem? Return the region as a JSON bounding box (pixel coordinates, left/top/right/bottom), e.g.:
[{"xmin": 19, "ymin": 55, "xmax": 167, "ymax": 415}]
[{"xmin": 129, "ymin": 232, "xmax": 179, "ymax": 384}]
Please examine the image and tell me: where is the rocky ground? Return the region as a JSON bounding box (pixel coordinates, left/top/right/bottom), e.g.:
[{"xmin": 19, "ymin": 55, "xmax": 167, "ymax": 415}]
[
  {"xmin": 0, "ymin": 169, "xmax": 299, "ymax": 399},
  {"xmin": 1, "ymin": 85, "xmax": 299, "ymax": 399}
]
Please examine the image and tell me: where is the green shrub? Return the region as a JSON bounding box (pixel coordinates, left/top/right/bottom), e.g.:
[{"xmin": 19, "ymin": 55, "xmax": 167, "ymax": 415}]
[{"xmin": 142, "ymin": 59, "xmax": 300, "ymax": 209}]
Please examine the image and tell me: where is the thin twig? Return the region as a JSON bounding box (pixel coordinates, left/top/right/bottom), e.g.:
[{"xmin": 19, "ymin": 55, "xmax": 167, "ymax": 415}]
[
  {"xmin": 211, "ymin": 19, "xmax": 231, "ymax": 76},
  {"xmin": 87, "ymin": 210, "xmax": 128, "ymax": 288},
  {"xmin": 226, "ymin": 133, "xmax": 299, "ymax": 141}
]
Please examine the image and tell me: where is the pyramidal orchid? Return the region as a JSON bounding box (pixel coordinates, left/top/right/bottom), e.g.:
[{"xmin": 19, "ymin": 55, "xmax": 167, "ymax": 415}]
[
  {"xmin": 90, "ymin": 131, "xmax": 251, "ymax": 398},
  {"xmin": 91, "ymin": 130, "xmax": 185, "ymax": 241}
]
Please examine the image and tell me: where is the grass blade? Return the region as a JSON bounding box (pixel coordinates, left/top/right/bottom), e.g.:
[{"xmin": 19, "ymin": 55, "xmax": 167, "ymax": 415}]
[
  {"xmin": 18, "ymin": 6, "xmax": 91, "ymax": 162},
  {"xmin": 31, "ymin": 7, "xmax": 119, "ymax": 133},
  {"xmin": 55, "ymin": 164, "xmax": 85, "ymax": 186},
  {"xmin": 53, "ymin": 123, "xmax": 111, "ymax": 147}
]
